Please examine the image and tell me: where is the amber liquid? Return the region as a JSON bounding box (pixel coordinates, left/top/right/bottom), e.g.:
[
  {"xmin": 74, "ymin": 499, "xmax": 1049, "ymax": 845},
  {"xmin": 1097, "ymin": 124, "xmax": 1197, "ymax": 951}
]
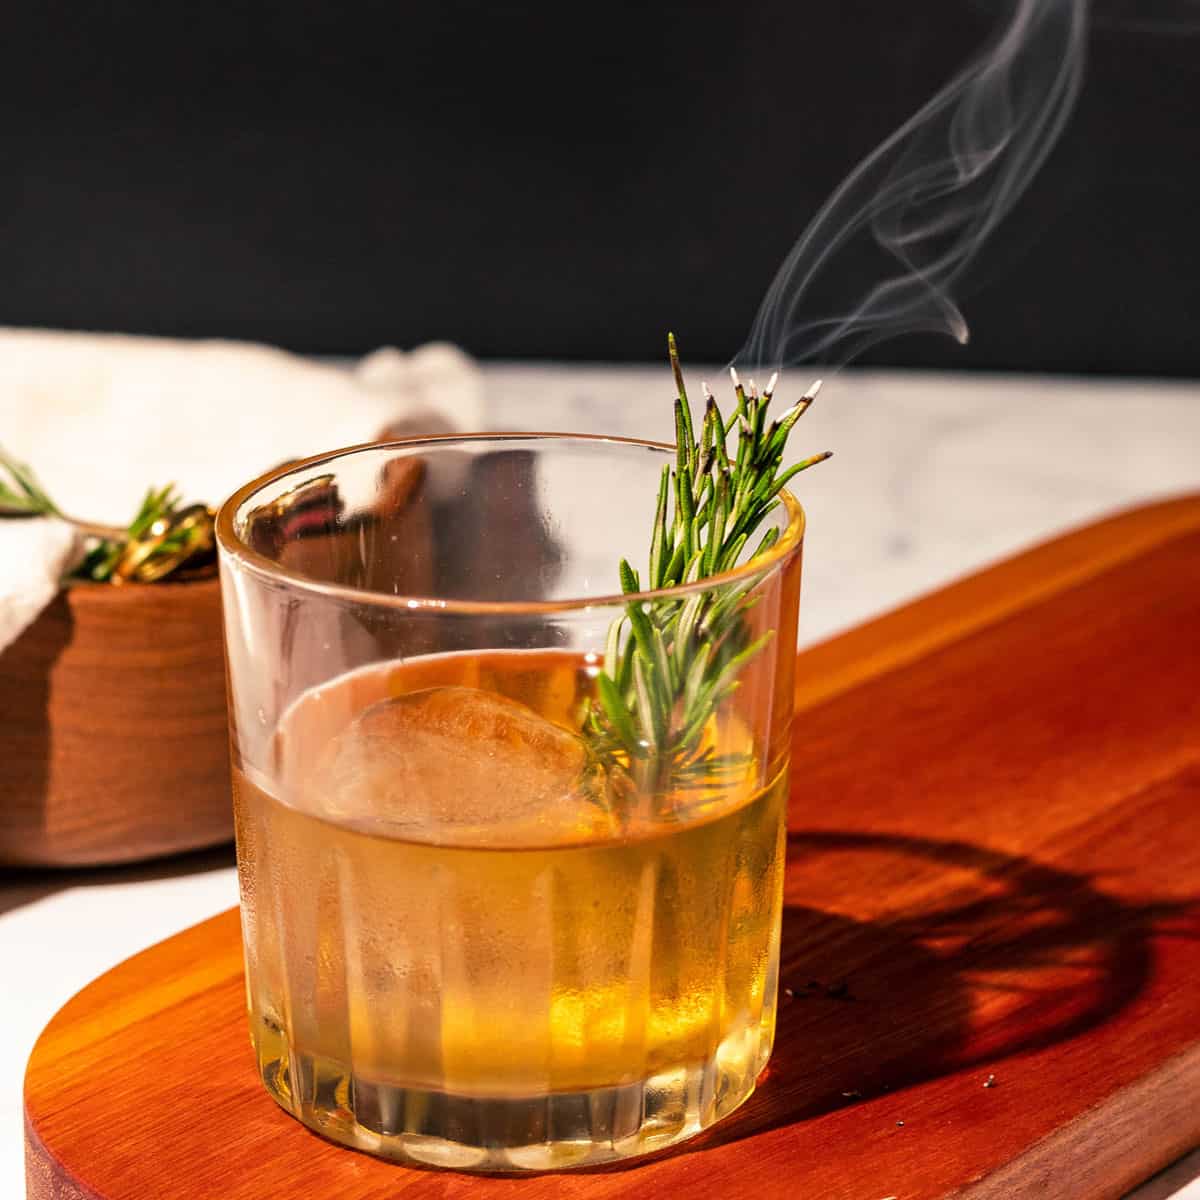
[{"xmin": 233, "ymin": 650, "xmax": 787, "ymax": 1170}]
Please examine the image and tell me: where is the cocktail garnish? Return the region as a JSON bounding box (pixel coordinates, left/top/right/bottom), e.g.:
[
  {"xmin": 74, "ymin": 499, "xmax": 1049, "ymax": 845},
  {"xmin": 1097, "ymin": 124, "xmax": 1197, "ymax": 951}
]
[{"xmin": 584, "ymin": 334, "xmax": 830, "ymax": 799}]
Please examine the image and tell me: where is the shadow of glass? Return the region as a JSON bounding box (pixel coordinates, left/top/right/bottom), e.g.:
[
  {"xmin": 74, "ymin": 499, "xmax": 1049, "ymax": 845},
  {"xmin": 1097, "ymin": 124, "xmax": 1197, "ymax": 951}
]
[{"xmin": 641, "ymin": 829, "xmax": 1192, "ymax": 1162}]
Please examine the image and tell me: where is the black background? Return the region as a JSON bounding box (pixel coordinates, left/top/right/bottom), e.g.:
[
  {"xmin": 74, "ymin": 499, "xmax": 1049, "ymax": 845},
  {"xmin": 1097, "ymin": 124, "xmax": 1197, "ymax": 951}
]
[{"xmin": 1, "ymin": 1, "xmax": 1197, "ymax": 372}]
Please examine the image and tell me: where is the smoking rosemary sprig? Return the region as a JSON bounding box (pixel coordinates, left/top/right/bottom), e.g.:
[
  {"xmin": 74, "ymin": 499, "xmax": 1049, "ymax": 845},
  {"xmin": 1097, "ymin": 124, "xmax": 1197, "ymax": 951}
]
[
  {"xmin": 0, "ymin": 445, "xmax": 216, "ymax": 583},
  {"xmin": 584, "ymin": 334, "xmax": 830, "ymax": 798}
]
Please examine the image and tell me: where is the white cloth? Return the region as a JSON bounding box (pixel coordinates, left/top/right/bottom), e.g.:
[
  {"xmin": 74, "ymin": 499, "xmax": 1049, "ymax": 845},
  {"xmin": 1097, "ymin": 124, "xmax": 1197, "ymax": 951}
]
[{"xmin": 0, "ymin": 329, "xmax": 484, "ymax": 652}]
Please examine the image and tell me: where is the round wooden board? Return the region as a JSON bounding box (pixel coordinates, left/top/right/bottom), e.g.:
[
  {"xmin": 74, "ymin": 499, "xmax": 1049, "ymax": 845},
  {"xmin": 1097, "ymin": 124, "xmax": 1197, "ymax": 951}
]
[{"xmin": 25, "ymin": 495, "xmax": 1200, "ymax": 1200}]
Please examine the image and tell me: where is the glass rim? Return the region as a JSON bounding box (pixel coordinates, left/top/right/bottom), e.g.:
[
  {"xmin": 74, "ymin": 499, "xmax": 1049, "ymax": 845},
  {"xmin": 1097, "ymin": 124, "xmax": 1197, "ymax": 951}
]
[{"xmin": 215, "ymin": 432, "xmax": 805, "ymax": 615}]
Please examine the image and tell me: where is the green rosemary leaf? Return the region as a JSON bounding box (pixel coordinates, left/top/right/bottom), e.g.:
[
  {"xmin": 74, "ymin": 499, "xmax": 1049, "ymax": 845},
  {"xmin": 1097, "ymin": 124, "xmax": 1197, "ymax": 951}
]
[
  {"xmin": 728, "ymin": 499, "xmax": 780, "ymax": 549},
  {"xmin": 709, "ymin": 631, "xmax": 775, "ymax": 700},
  {"xmin": 672, "ymin": 752, "xmax": 750, "ymax": 787},
  {"xmin": 719, "ymin": 531, "xmax": 749, "ymax": 573},
  {"xmin": 678, "ymin": 461, "xmax": 693, "ymax": 516},
  {"xmin": 696, "ymin": 468, "xmax": 714, "ymax": 517},
  {"xmin": 617, "ymin": 636, "xmax": 636, "ymax": 694},
  {"xmin": 604, "ymin": 614, "xmax": 625, "ymax": 679},
  {"xmin": 129, "ymin": 485, "xmax": 172, "ymax": 540},
  {"xmin": 662, "ymin": 539, "xmax": 686, "ymax": 587},
  {"xmin": 0, "ymin": 447, "xmax": 62, "ymax": 517},
  {"xmin": 648, "ymin": 465, "xmax": 670, "ymax": 587},
  {"xmin": 765, "ymin": 452, "xmax": 834, "ymax": 501},
  {"xmin": 632, "ymin": 655, "xmax": 662, "ymax": 749},
  {"xmin": 707, "ymin": 472, "xmax": 730, "ymax": 576},
  {"xmin": 733, "ymin": 414, "xmax": 750, "ymax": 481},
  {"xmin": 755, "ymin": 394, "xmax": 771, "ymax": 449},
  {"xmin": 681, "ymin": 643, "xmax": 711, "ymax": 714},
  {"xmin": 596, "ymin": 673, "xmax": 639, "ymax": 755},
  {"xmin": 707, "ymin": 395, "xmax": 731, "ymax": 473},
  {"xmin": 673, "ymin": 399, "xmax": 690, "ymax": 477},
  {"xmin": 90, "ymin": 558, "xmax": 120, "ymax": 583},
  {"xmin": 761, "ymin": 398, "xmax": 811, "ymax": 462},
  {"xmin": 619, "ymin": 558, "xmax": 640, "ymax": 595},
  {"xmin": 674, "ymin": 593, "xmax": 704, "ymax": 669},
  {"xmin": 668, "ymin": 333, "xmax": 694, "ymax": 445},
  {"xmin": 676, "ymin": 468, "xmax": 696, "ymax": 558},
  {"xmin": 0, "ymin": 481, "xmax": 31, "ymax": 512},
  {"xmin": 754, "ymin": 526, "xmax": 781, "ymax": 558},
  {"xmin": 626, "ymin": 602, "xmax": 656, "ymax": 665},
  {"xmin": 677, "ymin": 697, "xmax": 717, "ymax": 753},
  {"xmin": 649, "ymin": 622, "xmax": 675, "ymax": 697}
]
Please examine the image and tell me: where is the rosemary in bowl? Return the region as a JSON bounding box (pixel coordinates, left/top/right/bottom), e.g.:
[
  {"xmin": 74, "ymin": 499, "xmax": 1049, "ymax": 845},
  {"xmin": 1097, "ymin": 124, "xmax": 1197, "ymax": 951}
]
[
  {"xmin": 584, "ymin": 334, "xmax": 830, "ymax": 797},
  {"xmin": 0, "ymin": 447, "xmax": 215, "ymax": 583}
]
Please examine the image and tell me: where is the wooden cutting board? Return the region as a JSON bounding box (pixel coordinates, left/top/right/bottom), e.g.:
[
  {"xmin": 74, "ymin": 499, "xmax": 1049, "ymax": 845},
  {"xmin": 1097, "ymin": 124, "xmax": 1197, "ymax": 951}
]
[{"xmin": 24, "ymin": 494, "xmax": 1200, "ymax": 1200}]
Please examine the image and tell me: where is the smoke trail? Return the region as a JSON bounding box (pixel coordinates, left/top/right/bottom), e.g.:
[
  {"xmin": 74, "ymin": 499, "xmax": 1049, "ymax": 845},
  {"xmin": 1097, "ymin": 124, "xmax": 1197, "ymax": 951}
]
[{"xmin": 736, "ymin": 0, "xmax": 1089, "ymax": 372}]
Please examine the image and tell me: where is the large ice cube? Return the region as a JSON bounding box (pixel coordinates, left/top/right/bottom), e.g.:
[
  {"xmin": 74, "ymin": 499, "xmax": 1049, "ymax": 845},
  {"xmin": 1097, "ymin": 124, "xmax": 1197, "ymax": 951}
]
[{"xmin": 309, "ymin": 686, "xmax": 615, "ymax": 845}]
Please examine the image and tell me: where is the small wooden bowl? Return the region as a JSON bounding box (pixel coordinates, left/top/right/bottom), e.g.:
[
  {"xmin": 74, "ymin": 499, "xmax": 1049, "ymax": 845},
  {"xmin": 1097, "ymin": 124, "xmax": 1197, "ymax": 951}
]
[
  {"xmin": 0, "ymin": 576, "xmax": 230, "ymax": 868},
  {"xmin": 0, "ymin": 421, "xmax": 539, "ymax": 869}
]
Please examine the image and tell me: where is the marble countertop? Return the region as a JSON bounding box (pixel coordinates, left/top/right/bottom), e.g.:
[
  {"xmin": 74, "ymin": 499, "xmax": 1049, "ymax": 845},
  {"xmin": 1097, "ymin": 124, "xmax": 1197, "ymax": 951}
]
[{"xmin": 3, "ymin": 363, "xmax": 1198, "ymax": 1197}]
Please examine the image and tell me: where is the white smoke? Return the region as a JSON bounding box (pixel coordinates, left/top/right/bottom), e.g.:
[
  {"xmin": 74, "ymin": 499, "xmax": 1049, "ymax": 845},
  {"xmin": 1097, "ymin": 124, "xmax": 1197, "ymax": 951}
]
[{"xmin": 736, "ymin": 0, "xmax": 1089, "ymax": 371}]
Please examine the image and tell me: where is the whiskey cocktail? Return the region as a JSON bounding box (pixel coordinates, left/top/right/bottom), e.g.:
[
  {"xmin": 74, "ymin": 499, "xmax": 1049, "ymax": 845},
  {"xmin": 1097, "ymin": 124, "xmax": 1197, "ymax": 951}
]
[{"xmin": 217, "ymin": 359, "xmax": 819, "ymax": 1168}]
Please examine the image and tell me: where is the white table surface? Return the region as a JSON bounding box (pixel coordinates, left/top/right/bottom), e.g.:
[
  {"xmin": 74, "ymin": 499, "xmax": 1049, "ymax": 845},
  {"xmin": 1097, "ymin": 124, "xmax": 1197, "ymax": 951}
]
[{"xmin": 3, "ymin": 362, "xmax": 1199, "ymax": 1198}]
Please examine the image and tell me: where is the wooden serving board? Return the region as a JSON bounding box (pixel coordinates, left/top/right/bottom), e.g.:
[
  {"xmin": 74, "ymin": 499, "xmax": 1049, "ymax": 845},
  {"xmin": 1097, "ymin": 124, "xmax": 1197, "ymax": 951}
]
[{"xmin": 25, "ymin": 495, "xmax": 1200, "ymax": 1200}]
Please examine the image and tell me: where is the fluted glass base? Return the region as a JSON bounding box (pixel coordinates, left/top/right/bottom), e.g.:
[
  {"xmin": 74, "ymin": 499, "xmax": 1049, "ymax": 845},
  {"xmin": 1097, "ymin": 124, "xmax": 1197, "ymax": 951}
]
[{"xmin": 254, "ymin": 1014, "xmax": 772, "ymax": 1171}]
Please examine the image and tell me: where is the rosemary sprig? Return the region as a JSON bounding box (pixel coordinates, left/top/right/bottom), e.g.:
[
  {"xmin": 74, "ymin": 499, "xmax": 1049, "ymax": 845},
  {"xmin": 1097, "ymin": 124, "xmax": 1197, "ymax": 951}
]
[
  {"xmin": 0, "ymin": 447, "xmax": 64, "ymax": 520},
  {"xmin": 0, "ymin": 446, "xmax": 216, "ymax": 583},
  {"xmin": 585, "ymin": 334, "xmax": 830, "ymax": 800}
]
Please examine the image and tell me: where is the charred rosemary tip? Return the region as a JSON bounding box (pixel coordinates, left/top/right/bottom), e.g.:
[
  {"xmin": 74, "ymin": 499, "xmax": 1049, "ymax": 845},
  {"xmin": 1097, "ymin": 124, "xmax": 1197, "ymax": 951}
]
[{"xmin": 584, "ymin": 333, "xmax": 831, "ymax": 803}]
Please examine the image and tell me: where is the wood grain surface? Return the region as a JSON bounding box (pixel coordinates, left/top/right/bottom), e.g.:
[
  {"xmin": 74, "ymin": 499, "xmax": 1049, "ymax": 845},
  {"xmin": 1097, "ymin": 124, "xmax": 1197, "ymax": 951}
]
[
  {"xmin": 0, "ymin": 577, "xmax": 230, "ymax": 867},
  {"xmin": 24, "ymin": 494, "xmax": 1200, "ymax": 1199}
]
